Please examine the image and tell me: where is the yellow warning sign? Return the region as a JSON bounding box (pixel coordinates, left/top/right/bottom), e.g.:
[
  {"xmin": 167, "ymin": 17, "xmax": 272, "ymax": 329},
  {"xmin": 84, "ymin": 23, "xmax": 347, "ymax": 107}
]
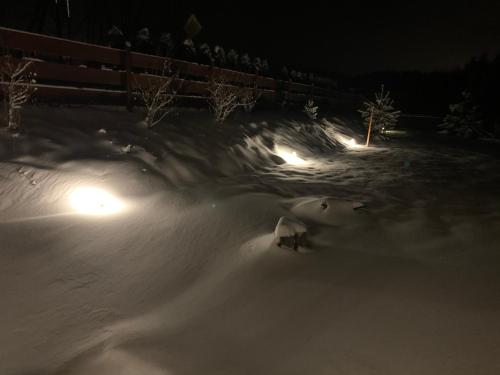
[{"xmin": 184, "ymin": 14, "xmax": 202, "ymax": 39}]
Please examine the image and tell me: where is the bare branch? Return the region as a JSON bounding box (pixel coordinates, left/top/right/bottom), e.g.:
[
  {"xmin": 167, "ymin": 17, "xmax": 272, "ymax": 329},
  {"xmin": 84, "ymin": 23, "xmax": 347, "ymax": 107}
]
[
  {"xmin": 0, "ymin": 55, "xmax": 37, "ymax": 130},
  {"xmin": 134, "ymin": 60, "xmax": 177, "ymax": 128}
]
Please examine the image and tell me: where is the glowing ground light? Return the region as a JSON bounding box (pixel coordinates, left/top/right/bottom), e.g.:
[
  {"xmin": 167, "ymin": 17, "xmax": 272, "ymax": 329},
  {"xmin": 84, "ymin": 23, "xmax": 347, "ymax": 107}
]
[
  {"xmin": 274, "ymin": 146, "xmax": 308, "ymax": 165},
  {"xmin": 69, "ymin": 187, "xmax": 125, "ymax": 216}
]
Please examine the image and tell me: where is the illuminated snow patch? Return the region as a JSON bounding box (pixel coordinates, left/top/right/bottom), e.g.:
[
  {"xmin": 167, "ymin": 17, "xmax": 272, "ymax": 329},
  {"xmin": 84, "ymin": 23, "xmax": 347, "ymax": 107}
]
[
  {"xmin": 69, "ymin": 187, "xmax": 125, "ymax": 216},
  {"xmin": 338, "ymin": 135, "xmax": 365, "ymax": 149},
  {"xmin": 275, "ymin": 146, "xmax": 308, "ymax": 166}
]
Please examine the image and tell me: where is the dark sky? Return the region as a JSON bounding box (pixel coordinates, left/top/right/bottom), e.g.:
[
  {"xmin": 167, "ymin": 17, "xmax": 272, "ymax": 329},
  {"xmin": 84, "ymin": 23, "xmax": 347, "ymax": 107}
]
[{"xmin": 3, "ymin": 0, "xmax": 500, "ymax": 74}]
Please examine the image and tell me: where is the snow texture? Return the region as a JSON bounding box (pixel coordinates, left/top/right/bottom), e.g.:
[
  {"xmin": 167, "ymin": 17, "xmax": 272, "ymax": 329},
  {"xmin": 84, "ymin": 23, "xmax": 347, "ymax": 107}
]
[{"xmin": 1, "ymin": 105, "xmax": 500, "ymax": 375}]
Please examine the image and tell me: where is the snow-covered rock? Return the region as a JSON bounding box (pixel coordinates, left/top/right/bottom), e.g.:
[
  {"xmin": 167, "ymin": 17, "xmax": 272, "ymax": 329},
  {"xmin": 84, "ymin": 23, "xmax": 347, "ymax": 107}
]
[{"xmin": 274, "ymin": 216, "xmax": 307, "ymax": 251}]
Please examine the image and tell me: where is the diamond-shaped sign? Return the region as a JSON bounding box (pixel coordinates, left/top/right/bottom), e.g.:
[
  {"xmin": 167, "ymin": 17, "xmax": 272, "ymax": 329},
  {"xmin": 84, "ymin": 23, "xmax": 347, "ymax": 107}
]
[{"xmin": 184, "ymin": 14, "xmax": 202, "ymax": 39}]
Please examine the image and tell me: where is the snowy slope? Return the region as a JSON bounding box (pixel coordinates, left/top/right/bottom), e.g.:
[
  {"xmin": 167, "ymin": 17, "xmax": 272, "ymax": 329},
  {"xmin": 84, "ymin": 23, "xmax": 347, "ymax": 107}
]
[{"xmin": 1, "ymin": 105, "xmax": 500, "ymax": 375}]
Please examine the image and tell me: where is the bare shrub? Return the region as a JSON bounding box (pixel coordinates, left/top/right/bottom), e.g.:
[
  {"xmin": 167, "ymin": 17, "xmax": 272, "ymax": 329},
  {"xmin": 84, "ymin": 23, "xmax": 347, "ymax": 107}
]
[
  {"xmin": 304, "ymin": 99, "xmax": 318, "ymax": 120},
  {"xmin": 0, "ymin": 55, "xmax": 37, "ymax": 130},
  {"xmin": 207, "ymin": 76, "xmax": 240, "ymax": 123},
  {"xmin": 208, "ymin": 75, "xmax": 260, "ymax": 122},
  {"xmin": 239, "ymin": 86, "xmax": 260, "ymax": 113},
  {"xmin": 134, "ymin": 60, "xmax": 177, "ymax": 128}
]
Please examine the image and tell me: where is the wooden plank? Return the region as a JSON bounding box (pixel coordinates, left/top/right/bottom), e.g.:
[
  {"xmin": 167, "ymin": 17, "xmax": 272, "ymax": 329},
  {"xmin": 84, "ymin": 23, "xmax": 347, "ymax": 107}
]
[
  {"xmin": 0, "ymin": 27, "xmax": 363, "ymax": 107},
  {"xmin": 0, "ymin": 57, "xmax": 123, "ymax": 87},
  {"xmin": 0, "ymin": 82, "xmax": 126, "ymax": 101},
  {"xmin": 130, "ymin": 73, "xmax": 209, "ymax": 96},
  {"xmin": 0, "ymin": 27, "xmax": 122, "ymax": 65}
]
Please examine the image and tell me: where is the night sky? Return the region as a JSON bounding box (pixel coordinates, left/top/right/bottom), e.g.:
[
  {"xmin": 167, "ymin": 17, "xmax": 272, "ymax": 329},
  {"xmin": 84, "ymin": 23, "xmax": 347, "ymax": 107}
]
[{"xmin": 3, "ymin": 0, "xmax": 500, "ymax": 74}]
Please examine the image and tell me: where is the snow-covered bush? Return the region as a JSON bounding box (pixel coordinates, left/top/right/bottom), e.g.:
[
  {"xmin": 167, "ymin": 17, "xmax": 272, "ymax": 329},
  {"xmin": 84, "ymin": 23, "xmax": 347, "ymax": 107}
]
[
  {"xmin": 262, "ymin": 59, "xmax": 270, "ymax": 76},
  {"xmin": 359, "ymin": 85, "xmax": 400, "ymax": 135},
  {"xmin": 107, "ymin": 25, "xmax": 125, "ymax": 49},
  {"xmin": 134, "ymin": 27, "xmax": 153, "ymax": 54},
  {"xmin": 253, "ymin": 56, "xmax": 262, "ymax": 75},
  {"xmin": 158, "ymin": 32, "xmax": 175, "ymax": 57},
  {"xmin": 214, "ymin": 45, "xmax": 226, "ymax": 67},
  {"xmin": 134, "ymin": 60, "xmax": 177, "ymax": 128},
  {"xmin": 304, "ymin": 99, "xmax": 318, "ymax": 120},
  {"xmin": 181, "ymin": 39, "xmax": 197, "ymax": 61},
  {"xmin": 226, "ymin": 49, "xmax": 239, "ymax": 69},
  {"xmin": 0, "ymin": 55, "xmax": 37, "ymax": 130},
  {"xmin": 240, "ymin": 53, "xmax": 252, "ymax": 72},
  {"xmin": 199, "ymin": 43, "xmax": 214, "ymax": 66},
  {"xmin": 439, "ymin": 91, "xmax": 485, "ymax": 138},
  {"xmin": 281, "ymin": 66, "xmax": 289, "ymax": 80}
]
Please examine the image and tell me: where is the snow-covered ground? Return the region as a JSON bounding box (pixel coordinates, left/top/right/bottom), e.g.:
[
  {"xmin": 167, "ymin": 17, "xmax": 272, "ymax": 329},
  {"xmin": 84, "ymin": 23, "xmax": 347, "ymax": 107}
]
[{"xmin": 1, "ymin": 106, "xmax": 500, "ymax": 375}]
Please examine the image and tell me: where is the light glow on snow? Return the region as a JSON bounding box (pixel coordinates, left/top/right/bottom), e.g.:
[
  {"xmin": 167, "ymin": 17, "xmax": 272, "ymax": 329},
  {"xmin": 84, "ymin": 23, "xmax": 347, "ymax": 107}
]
[
  {"xmin": 69, "ymin": 187, "xmax": 125, "ymax": 216},
  {"xmin": 339, "ymin": 136, "xmax": 365, "ymax": 149},
  {"xmin": 275, "ymin": 146, "xmax": 308, "ymax": 166}
]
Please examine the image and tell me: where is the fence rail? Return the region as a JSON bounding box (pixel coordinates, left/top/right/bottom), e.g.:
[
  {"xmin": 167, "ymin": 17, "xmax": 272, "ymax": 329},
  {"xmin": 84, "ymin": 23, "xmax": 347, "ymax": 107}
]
[{"xmin": 0, "ymin": 27, "xmax": 361, "ymax": 108}]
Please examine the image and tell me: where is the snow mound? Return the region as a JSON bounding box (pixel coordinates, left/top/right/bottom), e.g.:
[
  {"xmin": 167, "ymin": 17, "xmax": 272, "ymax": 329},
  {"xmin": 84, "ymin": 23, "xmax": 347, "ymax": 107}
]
[
  {"xmin": 0, "ymin": 106, "xmax": 362, "ymax": 191},
  {"xmin": 291, "ymin": 197, "xmax": 366, "ymax": 226}
]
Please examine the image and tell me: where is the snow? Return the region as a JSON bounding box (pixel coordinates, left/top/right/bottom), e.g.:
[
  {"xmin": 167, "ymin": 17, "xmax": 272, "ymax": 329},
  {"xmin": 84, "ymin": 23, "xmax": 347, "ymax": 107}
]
[
  {"xmin": 274, "ymin": 216, "xmax": 307, "ymax": 238},
  {"xmin": 1, "ymin": 105, "xmax": 500, "ymax": 375}
]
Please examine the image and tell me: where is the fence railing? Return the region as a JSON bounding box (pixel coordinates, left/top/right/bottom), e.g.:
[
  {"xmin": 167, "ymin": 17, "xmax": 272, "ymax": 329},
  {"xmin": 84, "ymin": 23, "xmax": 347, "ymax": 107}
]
[{"xmin": 0, "ymin": 27, "xmax": 361, "ymax": 108}]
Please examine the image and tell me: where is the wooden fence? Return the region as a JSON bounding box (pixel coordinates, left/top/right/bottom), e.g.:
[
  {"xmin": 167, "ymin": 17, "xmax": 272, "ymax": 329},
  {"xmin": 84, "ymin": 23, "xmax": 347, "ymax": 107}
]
[{"xmin": 0, "ymin": 27, "xmax": 360, "ymax": 109}]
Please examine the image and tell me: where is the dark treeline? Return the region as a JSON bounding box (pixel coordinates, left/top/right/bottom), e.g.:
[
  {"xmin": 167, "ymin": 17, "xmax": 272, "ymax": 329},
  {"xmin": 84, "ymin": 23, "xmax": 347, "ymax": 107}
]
[{"xmin": 342, "ymin": 53, "xmax": 500, "ymax": 133}]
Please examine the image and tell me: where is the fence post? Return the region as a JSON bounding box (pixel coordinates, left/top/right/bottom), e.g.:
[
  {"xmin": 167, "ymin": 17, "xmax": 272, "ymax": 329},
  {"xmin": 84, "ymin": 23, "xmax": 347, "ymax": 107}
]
[{"xmin": 123, "ymin": 45, "xmax": 133, "ymax": 111}]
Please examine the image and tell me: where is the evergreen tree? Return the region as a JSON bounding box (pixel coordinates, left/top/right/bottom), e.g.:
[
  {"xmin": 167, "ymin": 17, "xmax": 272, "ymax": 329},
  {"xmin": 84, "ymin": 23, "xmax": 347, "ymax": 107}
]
[
  {"xmin": 199, "ymin": 43, "xmax": 214, "ymax": 65},
  {"xmin": 181, "ymin": 38, "xmax": 197, "ymax": 61},
  {"xmin": 253, "ymin": 56, "xmax": 262, "ymax": 74},
  {"xmin": 262, "ymin": 59, "xmax": 270, "ymax": 76},
  {"xmin": 226, "ymin": 49, "xmax": 239, "ymax": 69},
  {"xmin": 157, "ymin": 32, "xmax": 175, "ymax": 57},
  {"xmin": 440, "ymin": 91, "xmax": 484, "ymax": 138},
  {"xmin": 214, "ymin": 45, "xmax": 226, "ymax": 67},
  {"xmin": 134, "ymin": 27, "xmax": 153, "ymax": 54},
  {"xmin": 240, "ymin": 53, "xmax": 252, "ymax": 72},
  {"xmin": 107, "ymin": 25, "xmax": 124, "ymax": 49},
  {"xmin": 359, "ymin": 85, "xmax": 400, "ymax": 134},
  {"xmin": 281, "ymin": 66, "xmax": 289, "ymax": 80}
]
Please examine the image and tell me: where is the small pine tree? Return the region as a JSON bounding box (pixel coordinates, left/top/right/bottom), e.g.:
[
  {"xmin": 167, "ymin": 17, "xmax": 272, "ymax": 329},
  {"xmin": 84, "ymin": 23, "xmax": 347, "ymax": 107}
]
[
  {"xmin": 304, "ymin": 99, "xmax": 318, "ymax": 120},
  {"xmin": 359, "ymin": 85, "xmax": 400, "ymax": 135},
  {"xmin": 440, "ymin": 91, "xmax": 484, "ymax": 138}
]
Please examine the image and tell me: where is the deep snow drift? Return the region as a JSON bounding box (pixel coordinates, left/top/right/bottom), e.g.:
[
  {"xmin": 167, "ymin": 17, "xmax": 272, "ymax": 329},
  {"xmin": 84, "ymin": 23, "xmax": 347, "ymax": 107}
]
[{"xmin": 1, "ymin": 106, "xmax": 500, "ymax": 375}]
